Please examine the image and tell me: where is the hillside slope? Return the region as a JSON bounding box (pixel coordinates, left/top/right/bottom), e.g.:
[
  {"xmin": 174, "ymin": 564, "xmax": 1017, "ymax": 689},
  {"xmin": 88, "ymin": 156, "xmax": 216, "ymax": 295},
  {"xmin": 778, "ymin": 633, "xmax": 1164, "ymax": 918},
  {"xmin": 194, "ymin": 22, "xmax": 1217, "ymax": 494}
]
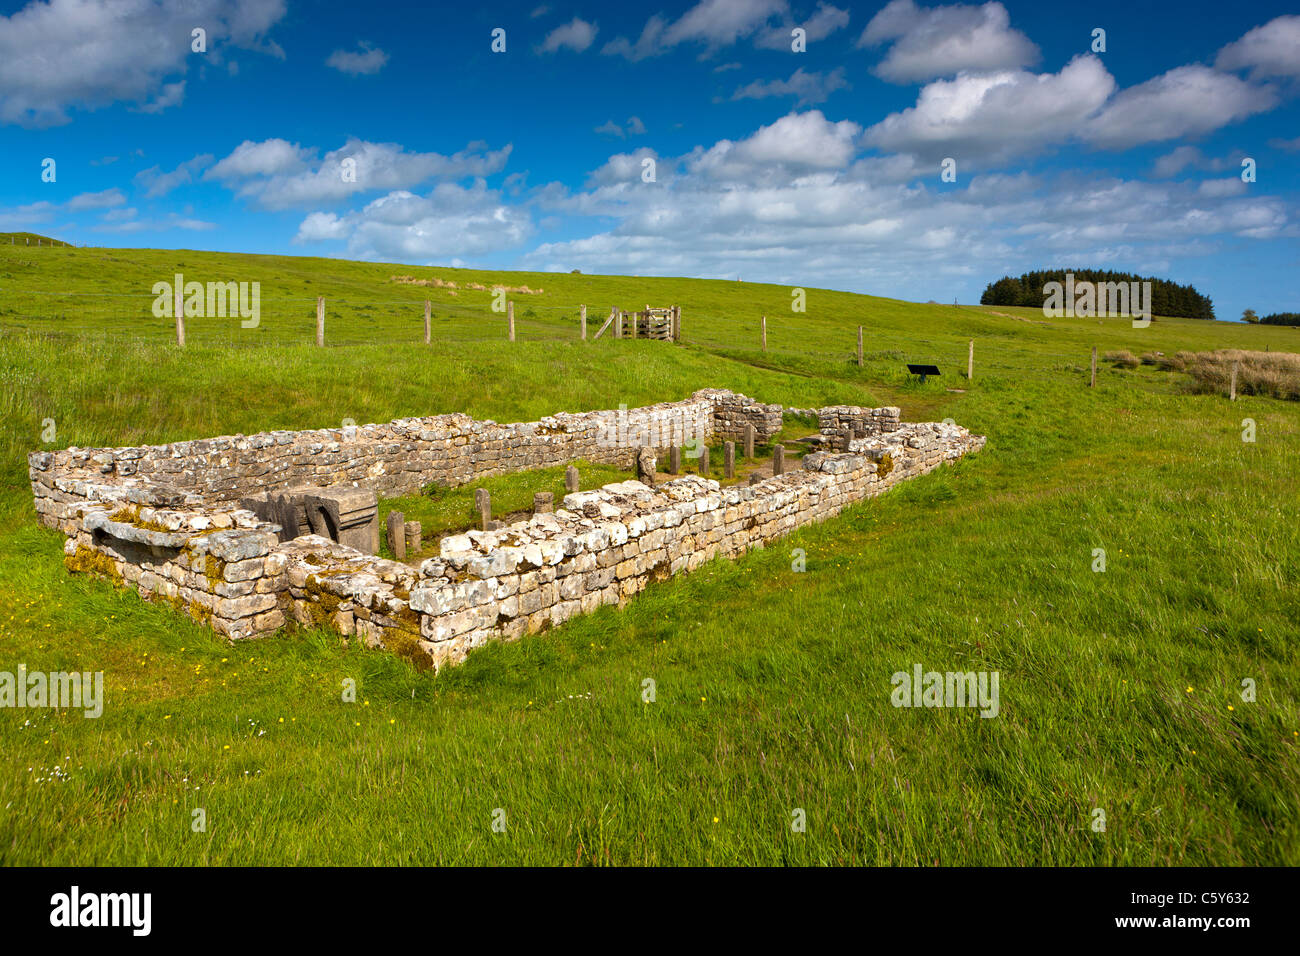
[{"xmin": 0, "ymin": 243, "xmax": 1297, "ymax": 866}]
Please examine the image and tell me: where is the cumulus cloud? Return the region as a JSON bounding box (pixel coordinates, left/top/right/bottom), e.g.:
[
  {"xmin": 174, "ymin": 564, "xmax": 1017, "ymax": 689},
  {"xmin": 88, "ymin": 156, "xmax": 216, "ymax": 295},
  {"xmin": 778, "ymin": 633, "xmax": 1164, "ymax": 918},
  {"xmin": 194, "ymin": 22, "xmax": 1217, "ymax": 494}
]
[
  {"xmin": 293, "ymin": 182, "xmax": 533, "ymax": 261},
  {"xmin": 537, "ymin": 17, "xmax": 597, "ymax": 53},
  {"xmin": 325, "ymin": 42, "xmax": 389, "ymax": 75},
  {"xmin": 730, "ymin": 67, "xmax": 848, "ymax": 105},
  {"xmin": 207, "ymin": 138, "xmax": 312, "ymax": 181},
  {"xmin": 513, "ymin": 108, "xmax": 1290, "ymax": 296},
  {"xmin": 690, "ymin": 111, "xmax": 862, "ymax": 179},
  {"xmin": 865, "ymin": 55, "xmax": 1277, "ymax": 163},
  {"xmin": 1085, "ymin": 65, "xmax": 1276, "ymax": 150},
  {"xmin": 864, "ymin": 56, "xmax": 1113, "ymax": 163},
  {"xmin": 0, "ymin": 0, "xmax": 286, "ymax": 126},
  {"xmin": 205, "ymin": 138, "xmax": 512, "ymax": 210},
  {"xmin": 1216, "ymin": 15, "xmax": 1300, "ymax": 79},
  {"xmin": 858, "ymin": 0, "xmax": 1039, "ymax": 83}
]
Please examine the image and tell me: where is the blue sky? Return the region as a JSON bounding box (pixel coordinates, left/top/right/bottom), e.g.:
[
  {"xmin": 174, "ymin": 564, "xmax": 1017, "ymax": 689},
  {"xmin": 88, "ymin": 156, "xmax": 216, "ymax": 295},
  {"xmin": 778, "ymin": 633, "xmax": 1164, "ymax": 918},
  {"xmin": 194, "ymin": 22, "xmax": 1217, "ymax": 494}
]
[{"xmin": 1, "ymin": 0, "xmax": 1298, "ymax": 320}]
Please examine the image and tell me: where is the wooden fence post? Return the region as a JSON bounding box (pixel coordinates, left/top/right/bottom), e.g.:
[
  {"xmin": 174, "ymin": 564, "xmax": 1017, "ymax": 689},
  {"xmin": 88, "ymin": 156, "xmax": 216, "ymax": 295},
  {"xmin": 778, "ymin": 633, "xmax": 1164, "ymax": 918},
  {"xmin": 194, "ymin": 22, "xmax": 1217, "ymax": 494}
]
[
  {"xmin": 616, "ymin": 310, "xmax": 624, "ymax": 339},
  {"xmin": 968, "ymin": 339, "xmax": 974, "ymax": 380},
  {"xmin": 857, "ymin": 325, "xmax": 863, "ymax": 367},
  {"xmin": 1230, "ymin": 361, "xmax": 1239, "ymax": 401},
  {"xmin": 507, "ymin": 300, "xmax": 515, "ymax": 341},
  {"xmin": 580, "ymin": 304, "xmax": 587, "ymax": 340},
  {"xmin": 174, "ymin": 283, "xmax": 185, "ymax": 347},
  {"xmin": 424, "ymin": 300, "xmax": 431, "ymax": 344},
  {"xmin": 761, "ymin": 315, "xmax": 767, "ymax": 352},
  {"xmin": 316, "ymin": 296, "xmax": 325, "ymax": 347},
  {"xmin": 1090, "ymin": 346, "xmax": 1097, "ymax": 388}
]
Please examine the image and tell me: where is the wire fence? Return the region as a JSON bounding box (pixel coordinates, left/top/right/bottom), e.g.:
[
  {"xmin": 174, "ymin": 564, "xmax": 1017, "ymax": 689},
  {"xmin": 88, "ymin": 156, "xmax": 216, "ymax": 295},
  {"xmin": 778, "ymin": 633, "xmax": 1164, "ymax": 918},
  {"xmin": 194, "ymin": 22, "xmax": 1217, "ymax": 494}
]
[{"xmin": 0, "ymin": 288, "xmax": 1121, "ymax": 387}]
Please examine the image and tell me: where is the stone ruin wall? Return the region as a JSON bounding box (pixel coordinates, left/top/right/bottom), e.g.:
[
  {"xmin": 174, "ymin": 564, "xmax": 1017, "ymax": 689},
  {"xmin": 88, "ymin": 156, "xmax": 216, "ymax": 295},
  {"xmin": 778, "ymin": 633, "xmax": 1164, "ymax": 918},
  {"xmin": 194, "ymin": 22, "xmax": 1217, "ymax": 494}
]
[
  {"xmin": 30, "ymin": 390, "xmax": 984, "ymax": 663},
  {"xmin": 28, "ymin": 391, "xmax": 746, "ymax": 530}
]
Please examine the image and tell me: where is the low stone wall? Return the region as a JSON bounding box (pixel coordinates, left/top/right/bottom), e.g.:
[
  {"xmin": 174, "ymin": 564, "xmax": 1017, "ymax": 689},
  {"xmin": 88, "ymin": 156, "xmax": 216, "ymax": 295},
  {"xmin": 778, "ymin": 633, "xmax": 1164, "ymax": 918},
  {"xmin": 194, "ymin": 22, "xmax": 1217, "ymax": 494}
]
[
  {"xmin": 34, "ymin": 390, "xmax": 983, "ymax": 665},
  {"xmin": 60, "ymin": 504, "xmax": 289, "ymax": 640},
  {"xmin": 818, "ymin": 405, "xmax": 902, "ymax": 439},
  {"xmin": 27, "ymin": 389, "xmax": 788, "ymax": 529},
  {"xmin": 697, "ymin": 388, "xmax": 783, "ymax": 441},
  {"xmin": 401, "ymin": 420, "xmax": 983, "ymax": 669}
]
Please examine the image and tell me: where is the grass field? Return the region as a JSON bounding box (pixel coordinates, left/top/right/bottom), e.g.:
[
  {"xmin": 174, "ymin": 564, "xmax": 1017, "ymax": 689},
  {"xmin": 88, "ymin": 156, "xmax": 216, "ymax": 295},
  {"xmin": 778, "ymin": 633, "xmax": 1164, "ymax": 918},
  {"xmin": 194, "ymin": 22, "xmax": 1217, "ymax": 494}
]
[{"xmin": 1, "ymin": 238, "xmax": 1297, "ymax": 865}]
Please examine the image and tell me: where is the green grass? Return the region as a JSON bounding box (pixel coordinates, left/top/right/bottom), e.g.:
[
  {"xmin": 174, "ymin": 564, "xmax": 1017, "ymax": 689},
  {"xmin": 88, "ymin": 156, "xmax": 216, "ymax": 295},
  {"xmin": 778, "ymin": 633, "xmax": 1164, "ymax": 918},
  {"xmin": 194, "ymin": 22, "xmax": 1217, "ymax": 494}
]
[{"xmin": 0, "ymin": 241, "xmax": 1297, "ymax": 865}]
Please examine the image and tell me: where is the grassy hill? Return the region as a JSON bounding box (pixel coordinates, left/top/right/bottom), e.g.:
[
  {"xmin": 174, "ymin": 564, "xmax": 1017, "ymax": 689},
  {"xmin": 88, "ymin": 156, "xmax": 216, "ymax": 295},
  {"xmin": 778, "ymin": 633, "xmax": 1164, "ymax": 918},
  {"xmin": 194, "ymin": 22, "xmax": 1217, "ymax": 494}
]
[{"xmin": 1, "ymin": 242, "xmax": 1297, "ymax": 865}]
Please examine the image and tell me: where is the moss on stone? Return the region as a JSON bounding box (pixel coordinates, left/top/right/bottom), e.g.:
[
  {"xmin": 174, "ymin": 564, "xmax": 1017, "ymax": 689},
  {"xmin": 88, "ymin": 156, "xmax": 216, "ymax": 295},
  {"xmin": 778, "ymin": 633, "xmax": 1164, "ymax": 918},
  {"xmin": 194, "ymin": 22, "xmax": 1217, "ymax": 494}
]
[
  {"xmin": 108, "ymin": 505, "xmax": 171, "ymax": 533},
  {"xmin": 877, "ymin": 453, "xmax": 894, "ymax": 479},
  {"xmin": 64, "ymin": 545, "xmax": 123, "ymax": 584}
]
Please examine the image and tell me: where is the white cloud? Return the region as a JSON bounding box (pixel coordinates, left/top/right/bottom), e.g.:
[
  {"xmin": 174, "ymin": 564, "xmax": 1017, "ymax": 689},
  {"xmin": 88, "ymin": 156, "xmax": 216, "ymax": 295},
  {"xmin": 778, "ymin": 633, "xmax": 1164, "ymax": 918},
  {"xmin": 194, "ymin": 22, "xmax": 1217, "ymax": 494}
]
[
  {"xmin": 1151, "ymin": 146, "xmax": 1240, "ymax": 178},
  {"xmin": 295, "ymin": 211, "xmax": 349, "ymax": 241},
  {"xmin": 207, "ymin": 139, "xmax": 312, "ymax": 181},
  {"xmin": 205, "ymin": 137, "xmax": 514, "ymax": 210},
  {"xmin": 1216, "ymin": 15, "xmax": 1300, "ymax": 79},
  {"xmin": 136, "ymin": 80, "xmax": 186, "ymax": 114},
  {"xmin": 538, "ymin": 17, "xmax": 598, "ymax": 53},
  {"xmin": 731, "ymin": 67, "xmax": 849, "ymax": 105},
  {"xmin": 65, "ymin": 188, "xmax": 126, "ymax": 211},
  {"xmin": 293, "ymin": 182, "xmax": 533, "ymax": 261},
  {"xmin": 864, "ymin": 56, "xmax": 1114, "ymax": 163},
  {"xmin": 1198, "ymin": 178, "xmax": 1248, "ymax": 198},
  {"xmin": 1085, "ymin": 65, "xmax": 1275, "ymax": 150},
  {"xmin": 134, "ymin": 155, "xmax": 215, "ymax": 197},
  {"xmin": 1152, "ymin": 145, "xmax": 1203, "ymax": 178},
  {"xmin": 92, "ymin": 214, "xmax": 216, "ymax": 234},
  {"xmin": 690, "ymin": 111, "xmax": 862, "ymax": 180},
  {"xmin": 859, "ymin": 0, "xmax": 1039, "ymax": 83},
  {"xmin": 0, "ymin": 0, "xmax": 286, "ymax": 126},
  {"xmin": 664, "ymin": 0, "xmax": 786, "ymax": 48},
  {"xmin": 595, "ymin": 116, "xmax": 648, "ymax": 138},
  {"xmin": 0, "ymin": 200, "xmax": 55, "ymax": 230},
  {"xmin": 865, "ymin": 55, "xmax": 1276, "ymax": 163},
  {"xmin": 518, "ymin": 113, "xmax": 1289, "ymax": 295},
  {"xmin": 604, "ymin": 0, "xmax": 836, "ymax": 59},
  {"xmin": 325, "ymin": 42, "xmax": 389, "ymax": 75},
  {"xmin": 753, "ymin": 2, "xmax": 851, "ymax": 50}
]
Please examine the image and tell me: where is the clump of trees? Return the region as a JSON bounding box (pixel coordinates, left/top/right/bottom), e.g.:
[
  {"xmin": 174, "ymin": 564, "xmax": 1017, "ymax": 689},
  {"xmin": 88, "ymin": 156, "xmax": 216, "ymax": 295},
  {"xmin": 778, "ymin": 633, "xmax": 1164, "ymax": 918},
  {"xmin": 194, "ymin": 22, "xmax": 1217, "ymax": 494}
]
[
  {"xmin": 1259, "ymin": 312, "xmax": 1300, "ymax": 326},
  {"xmin": 980, "ymin": 269, "xmax": 1215, "ymax": 319}
]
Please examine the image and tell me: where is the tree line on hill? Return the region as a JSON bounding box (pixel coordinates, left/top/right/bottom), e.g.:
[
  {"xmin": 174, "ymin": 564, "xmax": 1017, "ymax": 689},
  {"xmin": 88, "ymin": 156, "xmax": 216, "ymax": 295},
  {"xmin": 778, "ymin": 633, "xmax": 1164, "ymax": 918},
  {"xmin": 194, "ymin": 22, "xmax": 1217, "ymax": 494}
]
[
  {"xmin": 980, "ymin": 269, "xmax": 1215, "ymax": 319},
  {"xmin": 1242, "ymin": 310, "xmax": 1300, "ymax": 326}
]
